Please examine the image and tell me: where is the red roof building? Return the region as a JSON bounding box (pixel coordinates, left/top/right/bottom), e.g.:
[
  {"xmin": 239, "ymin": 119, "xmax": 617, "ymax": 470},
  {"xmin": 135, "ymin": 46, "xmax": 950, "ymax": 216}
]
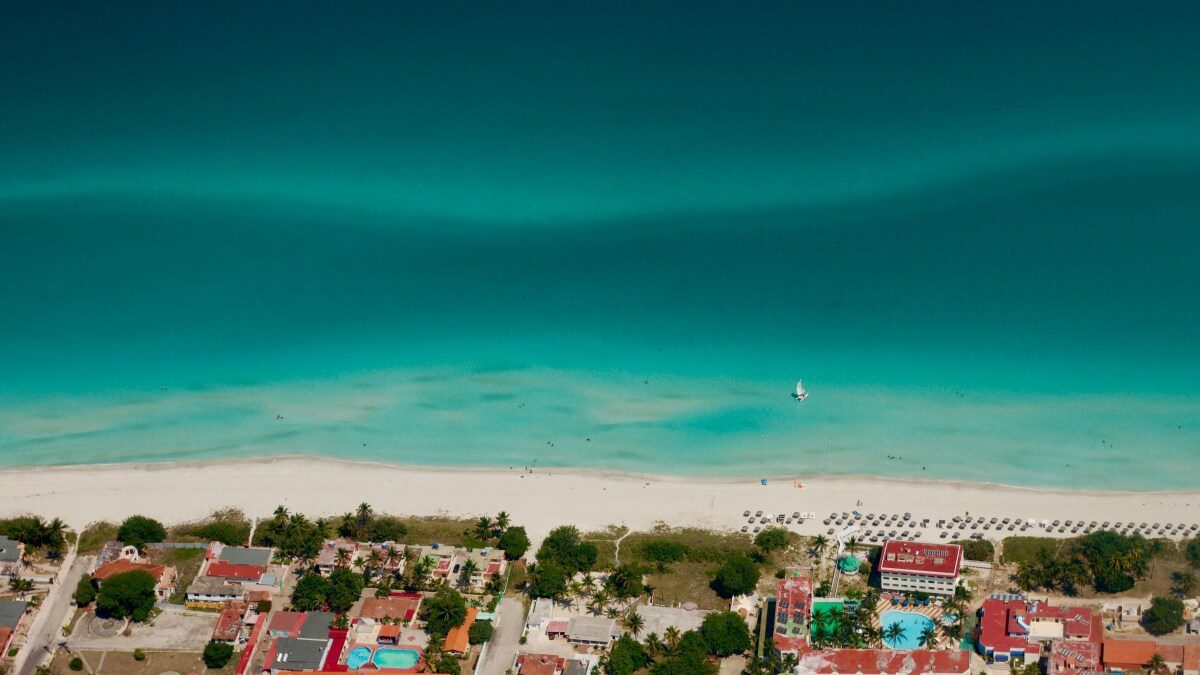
[
  {"xmin": 515, "ymin": 653, "xmax": 564, "ymax": 675},
  {"xmin": 444, "ymin": 607, "xmax": 478, "ymax": 655},
  {"xmin": 976, "ymin": 598, "xmax": 1042, "ymax": 662},
  {"xmin": 878, "ymin": 541, "xmax": 962, "ymax": 596},
  {"xmin": 205, "ymin": 560, "xmax": 267, "ymax": 582},
  {"xmin": 795, "ymin": 648, "xmax": 971, "ymax": 674},
  {"xmin": 774, "ymin": 576, "xmax": 813, "ymax": 655},
  {"xmin": 212, "ymin": 601, "xmax": 248, "ymax": 642},
  {"xmin": 359, "ymin": 595, "xmax": 422, "ymax": 624},
  {"xmin": 1103, "ymin": 639, "xmax": 1200, "ymax": 674},
  {"xmin": 268, "ymin": 611, "xmax": 308, "ymax": 637}
]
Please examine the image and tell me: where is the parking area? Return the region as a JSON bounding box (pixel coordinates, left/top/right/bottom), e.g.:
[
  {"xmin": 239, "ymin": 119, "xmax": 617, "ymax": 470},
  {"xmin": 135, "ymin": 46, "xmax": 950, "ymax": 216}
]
[{"xmin": 69, "ymin": 608, "xmax": 215, "ymax": 651}]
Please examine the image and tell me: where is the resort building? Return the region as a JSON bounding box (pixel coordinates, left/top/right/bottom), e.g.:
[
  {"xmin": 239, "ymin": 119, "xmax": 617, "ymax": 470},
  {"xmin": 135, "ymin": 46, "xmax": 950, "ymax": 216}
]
[
  {"xmin": 975, "ymin": 598, "xmax": 1042, "ymax": 662},
  {"xmin": 206, "ymin": 541, "xmax": 274, "ymax": 567},
  {"xmin": 1102, "ymin": 639, "xmax": 1200, "ymax": 675},
  {"xmin": 415, "ymin": 543, "xmax": 506, "ymax": 590},
  {"xmin": 0, "ymin": 536, "xmax": 25, "ymax": 578},
  {"xmin": 794, "ymin": 648, "xmax": 971, "ymax": 674},
  {"xmin": 358, "ymin": 593, "xmax": 422, "ymax": 625},
  {"xmin": 978, "ymin": 597, "xmax": 1103, "ymax": 670},
  {"xmin": 186, "ymin": 578, "xmax": 245, "ymax": 609},
  {"xmin": 91, "ymin": 559, "xmax": 178, "ymax": 600},
  {"xmin": 1048, "ymin": 638, "xmax": 1102, "ymax": 675},
  {"xmin": 877, "ymin": 541, "xmax": 962, "ymax": 597},
  {"xmin": 93, "ymin": 541, "xmax": 140, "ymax": 570},
  {"xmin": 211, "ymin": 600, "xmax": 250, "ymax": 643},
  {"xmin": 773, "ymin": 576, "xmax": 813, "ymax": 657}
]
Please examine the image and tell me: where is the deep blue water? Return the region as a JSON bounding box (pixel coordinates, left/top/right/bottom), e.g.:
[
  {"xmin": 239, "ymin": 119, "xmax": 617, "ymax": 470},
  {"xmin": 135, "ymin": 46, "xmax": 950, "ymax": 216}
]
[{"xmin": 1, "ymin": 2, "xmax": 1198, "ymax": 488}]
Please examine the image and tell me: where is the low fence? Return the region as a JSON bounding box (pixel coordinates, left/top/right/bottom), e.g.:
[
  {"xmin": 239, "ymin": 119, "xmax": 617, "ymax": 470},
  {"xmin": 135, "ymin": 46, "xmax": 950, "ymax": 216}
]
[{"xmin": 146, "ymin": 542, "xmax": 208, "ymax": 549}]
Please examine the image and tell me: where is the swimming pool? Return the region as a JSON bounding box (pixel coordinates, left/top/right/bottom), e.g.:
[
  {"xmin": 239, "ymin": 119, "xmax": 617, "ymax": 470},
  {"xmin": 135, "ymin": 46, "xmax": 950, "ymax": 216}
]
[
  {"xmin": 880, "ymin": 611, "xmax": 935, "ymax": 649},
  {"xmin": 373, "ymin": 648, "xmax": 421, "ymax": 669},
  {"xmin": 346, "ymin": 647, "xmax": 373, "ymax": 669}
]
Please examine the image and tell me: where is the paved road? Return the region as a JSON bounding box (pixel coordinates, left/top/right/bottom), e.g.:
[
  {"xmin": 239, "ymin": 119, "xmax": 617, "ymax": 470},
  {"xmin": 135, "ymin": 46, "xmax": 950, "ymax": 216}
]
[
  {"xmin": 18, "ymin": 554, "xmax": 92, "ymax": 675},
  {"xmin": 476, "ymin": 596, "xmax": 525, "ymax": 675}
]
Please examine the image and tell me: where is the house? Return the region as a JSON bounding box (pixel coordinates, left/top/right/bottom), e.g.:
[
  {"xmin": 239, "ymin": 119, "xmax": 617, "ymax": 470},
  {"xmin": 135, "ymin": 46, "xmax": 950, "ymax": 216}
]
[
  {"xmin": 206, "ymin": 541, "xmax": 274, "ymax": 567},
  {"xmin": 634, "ymin": 603, "xmax": 709, "ymax": 643},
  {"xmin": 774, "ymin": 576, "xmax": 813, "ymax": 657},
  {"xmin": 212, "ymin": 601, "xmax": 250, "ymax": 643},
  {"xmin": 975, "ymin": 598, "xmax": 1043, "ymax": 662},
  {"xmin": 358, "ymin": 593, "xmax": 422, "ymax": 625},
  {"xmin": 205, "ymin": 560, "xmax": 269, "ymax": 583},
  {"xmin": 1102, "ymin": 639, "xmax": 1200, "ymax": 675},
  {"xmin": 186, "ymin": 578, "xmax": 245, "ymax": 609},
  {"xmin": 445, "ymin": 606, "xmax": 478, "ymax": 655},
  {"xmin": 262, "ymin": 612, "xmax": 335, "ymax": 674},
  {"xmin": 565, "ymin": 616, "xmax": 620, "ymax": 648},
  {"xmin": 361, "ymin": 541, "xmax": 407, "ymax": 573},
  {"xmin": 315, "ymin": 539, "xmax": 360, "ymax": 575},
  {"xmin": 94, "ymin": 541, "xmax": 139, "ymax": 570},
  {"xmin": 1048, "ymin": 638, "xmax": 1102, "ymax": 675},
  {"xmin": 0, "ymin": 599, "xmax": 27, "ymax": 655},
  {"xmin": 877, "ymin": 541, "xmax": 962, "ymax": 596},
  {"xmin": 415, "ymin": 544, "xmax": 506, "ymax": 590},
  {"xmin": 512, "ymin": 653, "xmax": 598, "ymax": 675},
  {"xmin": 795, "ymin": 648, "xmax": 971, "ymax": 674},
  {"xmin": 91, "ymin": 559, "xmax": 178, "ymax": 600},
  {"xmin": 0, "ymin": 536, "xmax": 24, "ymax": 578}
]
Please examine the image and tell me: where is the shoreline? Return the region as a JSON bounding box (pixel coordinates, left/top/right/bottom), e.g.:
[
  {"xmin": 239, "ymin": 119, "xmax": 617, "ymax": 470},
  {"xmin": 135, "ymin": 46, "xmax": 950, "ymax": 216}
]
[{"xmin": 3, "ymin": 456, "xmax": 1199, "ymax": 546}]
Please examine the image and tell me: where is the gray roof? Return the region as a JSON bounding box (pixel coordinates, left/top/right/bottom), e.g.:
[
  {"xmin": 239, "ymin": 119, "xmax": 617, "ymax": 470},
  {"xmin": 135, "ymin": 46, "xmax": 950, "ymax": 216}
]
[
  {"xmin": 0, "ymin": 536, "xmax": 20, "ymax": 563},
  {"xmin": 271, "ymin": 636, "xmax": 328, "ymax": 671},
  {"xmin": 564, "ymin": 660, "xmax": 591, "ymax": 675},
  {"xmin": 634, "ymin": 603, "xmax": 709, "ymax": 641},
  {"xmin": 0, "ymin": 600, "xmax": 27, "ymax": 628},
  {"xmin": 219, "ymin": 546, "xmax": 273, "ymax": 567},
  {"xmin": 298, "ymin": 611, "xmax": 333, "ymax": 640},
  {"xmin": 566, "ymin": 616, "xmax": 619, "ymax": 643},
  {"xmin": 186, "ymin": 578, "xmax": 242, "ymax": 597}
]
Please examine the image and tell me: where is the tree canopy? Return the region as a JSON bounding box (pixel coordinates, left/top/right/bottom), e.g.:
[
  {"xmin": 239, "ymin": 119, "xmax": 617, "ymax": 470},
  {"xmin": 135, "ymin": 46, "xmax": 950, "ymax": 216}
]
[
  {"xmin": 605, "ymin": 635, "xmax": 649, "ymax": 675},
  {"xmin": 605, "ymin": 564, "xmax": 647, "ymax": 600},
  {"xmin": 291, "ymin": 573, "xmax": 330, "ymax": 611},
  {"xmin": 536, "ymin": 525, "xmax": 598, "ymax": 573},
  {"xmin": 116, "ymin": 515, "xmax": 167, "ymax": 550},
  {"xmin": 527, "ymin": 560, "xmax": 570, "ymax": 599},
  {"xmin": 424, "ymin": 586, "xmax": 468, "ymax": 637},
  {"xmin": 498, "ymin": 526, "xmax": 531, "ymax": 560},
  {"xmin": 754, "ymin": 528, "xmax": 789, "ymax": 552},
  {"xmin": 651, "ymin": 630, "xmax": 717, "ymax": 674},
  {"xmin": 1141, "ymin": 596, "xmax": 1185, "ymax": 635},
  {"xmin": 96, "ymin": 570, "xmax": 157, "ymax": 622},
  {"xmin": 291, "ymin": 568, "xmax": 364, "ymax": 612},
  {"xmin": 73, "ymin": 576, "xmax": 97, "ymax": 606},
  {"xmin": 468, "ymin": 620, "xmax": 493, "ymax": 644},
  {"xmin": 713, "ymin": 554, "xmax": 760, "ymax": 597},
  {"xmin": 203, "ymin": 641, "xmax": 234, "ymax": 669},
  {"xmin": 699, "ymin": 611, "xmax": 751, "ymax": 656}
]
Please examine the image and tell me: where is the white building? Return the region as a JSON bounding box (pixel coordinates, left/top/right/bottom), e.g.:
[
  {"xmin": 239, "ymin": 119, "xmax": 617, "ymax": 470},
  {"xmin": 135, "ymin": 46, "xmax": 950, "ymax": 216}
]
[{"xmin": 877, "ymin": 541, "xmax": 962, "ymax": 597}]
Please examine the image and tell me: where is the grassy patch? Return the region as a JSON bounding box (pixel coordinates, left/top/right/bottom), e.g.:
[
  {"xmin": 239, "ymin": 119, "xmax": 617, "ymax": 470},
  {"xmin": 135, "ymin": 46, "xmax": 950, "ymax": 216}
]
[
  {"xmin": 76, "ymin": 521, "xmax": 120, "ymax": 554},
  {"xmin": 622, "ymin": 524, "xmax": 753, "ymax": 566},
  {"xmin": 150, "ymin": 547, "xmax": 205, "ymax": 605},
  {"xmin": 168, "ymin": 508, "xmax": 251, "ymax": 545},
  {"xmin": 581, "ymin": 526, "xmax": 627, "ymax": 570},
  {"xmin": 50, "ymin": 649, "xmax": 237, "ymax": 674},
  {"xmin": 647, "ymin": 562, "xmax": 726, "ymax": 610},
  {"xmin": 400, "ymin": 516, "xmax": 480, "ymax": 546},
  {"xmin": 1000, "ymin": 536, "xmax": 1067, "ymax": 565}
]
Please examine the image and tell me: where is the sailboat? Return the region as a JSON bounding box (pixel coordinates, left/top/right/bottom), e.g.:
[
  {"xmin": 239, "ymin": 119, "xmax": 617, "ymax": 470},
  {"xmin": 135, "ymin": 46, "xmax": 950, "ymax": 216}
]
[{"xmin": 793, "ymin": 380, "xmax": 808, "ymax": 401}]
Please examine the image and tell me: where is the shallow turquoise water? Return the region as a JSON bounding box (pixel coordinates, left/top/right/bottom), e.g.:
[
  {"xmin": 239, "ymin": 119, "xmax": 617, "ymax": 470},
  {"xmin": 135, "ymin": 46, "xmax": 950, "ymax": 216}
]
[
  {"xmin": 373, "ymin": 648, "xmax": 420, "ymax": 670},
  {"xmin": 1, "ymin": 2, "xmax": 1198, "ymax": 488}
]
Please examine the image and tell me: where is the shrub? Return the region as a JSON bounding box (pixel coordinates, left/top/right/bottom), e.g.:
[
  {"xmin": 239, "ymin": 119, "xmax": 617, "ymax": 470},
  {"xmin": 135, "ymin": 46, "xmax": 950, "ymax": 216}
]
[
  {"xmin": 713, "ymin": 554, "xmax": 760, "ymax": 598},
  {"xmin": 133, "ymin": 648, "xmax": 146, "ymax": 661},
  {"xmin": 498, "ymin": 526, "xmax": 531, "ymax": 560},
  {"xmin": 469, "ymin": 620, "xmax": 494, "ymax": 644},
  {"xmin": 754, "ymin": 527, "xmax": 789, "ymax": 552},
  {"xmin": 953, "ymin": 539, "xmax": 995, "ymax": 562},
  {"xmin": 203, "ymin": 640, "xmax": 235, "ymax": 668},
  {"xmin": 95, "ymin": 570, "xmax": 157, "ymax": 622},
  {"xmin": 69, "ymin": 656, "xmax": 84, "ymax": 671},
  {"xmin": 423, "ymin": 586, "xmax": 468, "ymax": 637},
  {"xmin": 606, "ymin": 635, "xmax": 648, "ymax": 675},
  {"xmin": 699, "ymin": 610, "xmax": 751, "ymax": 656},
  {"xmin": 117, "ymin": 515, "xmax": 166, "ymax": 550},
  {"xmin": 257, "ymin": 599, "xmax": 272, "ymax": 613},
  {"xmin": 640, "ymin": 540, "xmax": 689, "ymax": 565},
  {"xmin": 435, "ymin": 653, "xmax": 461, "ymax": 674},
  {"xmin": 291, "ymin": 573, "xmax": 330, "ymax": 611},
  {"xmin": 1186, "ymin": 538, "xmax": 1200, "ymax": 568},
  {"xmin": 536, "ymin": 526, "xmax": 598, "ymax": 573},
  {"xmin": 1141, "ymin": 596, "xmax": 1185, "ymax": 635},
  {"xmin": 73, "ymin": 576, "xmax": 97, "ymax": 606}
]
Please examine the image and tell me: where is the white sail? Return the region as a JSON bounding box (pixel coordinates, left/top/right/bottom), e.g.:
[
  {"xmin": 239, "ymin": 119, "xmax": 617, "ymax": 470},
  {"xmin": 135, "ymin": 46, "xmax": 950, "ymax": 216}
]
[{"xmin": 795, "ymin": 380, "xmax": 807, "ymax": 399}]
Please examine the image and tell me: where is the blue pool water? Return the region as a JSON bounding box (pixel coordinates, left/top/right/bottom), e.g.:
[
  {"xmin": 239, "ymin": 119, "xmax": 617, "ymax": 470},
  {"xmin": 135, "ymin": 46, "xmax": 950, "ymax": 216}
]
[
  {"xmin": 880, "ymin": 611, "xmax": 935, "ymax": 650},
  {"xmin": 345, "ymin": 647, "xmax": 372, "ymax": 669},
  {"xmin": 373, "ymin": 648, "xmax": 420, "ymax": 669}
]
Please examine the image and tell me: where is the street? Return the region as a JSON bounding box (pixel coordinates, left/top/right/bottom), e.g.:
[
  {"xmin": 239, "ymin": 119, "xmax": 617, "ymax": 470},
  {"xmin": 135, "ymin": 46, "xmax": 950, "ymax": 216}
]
[
  {"xmin": 476, "ymin": 596, "xmax": 525, "ymax": 675},
  {"xmin": 17, "ymin": 554, "xmax": 92, "ymax": 675}
]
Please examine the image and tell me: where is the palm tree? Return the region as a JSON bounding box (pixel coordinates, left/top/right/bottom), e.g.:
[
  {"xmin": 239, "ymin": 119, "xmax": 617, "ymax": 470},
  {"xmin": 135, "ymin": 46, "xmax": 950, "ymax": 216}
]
[
  {"xmin": 8, "ymin": 575, "xmax": 34, "ymax": 594},
  {"xmin": 1144, "ymin": 653, "xmax": 1167, "ymax": 674},
  {"xmin": 919, "ymin": 626, "xmax": 938, "ymax": 649},
  {"xmin": 495, "ymin": 511, "xmax": 510, "ymax": 532},
  {"xmin": 1171, "ymin": 571, "xmax": 1196, "ymax": 598},
  {"xmin": 644, "ymin": 631, "xmax": 663, "ymax": 657},
  {"xmin": 339, "ymin": 512, "xmax": 356, "ymax": 538},
  {"xmin": 883, "ymin": 622, "xmax": 907, "ymax": 647},
  {"xmin": 952, "ymin": 583, "xmax": 973, "ymax": 604},
  {"xmin": 606, "ymin": 607, "xmax": 621, "ymax": 620},
  {"xmin": 334, "ymin": 547, "xmax": 352, "ymax": 569},
  {"xmin": 811, "ymin": 608, "xmax": 826, "ymax": 632},
  {"xmin": 365, "ymin": 549, "xmax": 385, "ymax": 580},
  {"xmin": 591, "ymin": 590, "xmax": 610, "ymax": 616},
  {"xmin": 385, "ymin": 547, "xmax": 403, "ymax": 572},
  {"xmin": 474, "ymin": 516, "xmax": 494, "ymax": 541},
  {"xmin": 425, "ymin": 633, "xmax": 445, "ymax": 664},
  {"xmin": 625, "ymin": 610, "xmax": 644, "ymax": 637},
  {"xmin": 664, "ymin": 626, "xmax": 682, "ymax": 651},
  {"xmin": 458, "ymin": 558, "xmax": 478, "ymax": 589},
  {"xmin": 356, "ymin": 502, "xmax": 373, "ymax": 528},
  {"xmin": 810, "ymin": 535, "xmax": 829, "ymax": 557},
  {"xmin": 409, "ymin": 556, "xmax": 432, "ymax": 591},
  {"xmin": 313, "ymin": 517, "xmax": 331, "ymax": 538}
]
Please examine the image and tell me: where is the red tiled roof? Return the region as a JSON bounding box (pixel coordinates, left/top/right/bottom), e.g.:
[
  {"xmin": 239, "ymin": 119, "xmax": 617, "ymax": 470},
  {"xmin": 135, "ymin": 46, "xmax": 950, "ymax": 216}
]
[
  {"xmin": 236, "ymin": 614, "xmax": 266, "ymax": 675},
  {"xmin": 212, "ymin": 603, "xmax": 247, "ymax": 641},
  {"xmin": 1049, "ymin": 638, "xmax": 1101, "ymax": 674},
  {"xmin": 206, "ymin": 561, "xmax": 266, "ymax": 580},
  {"xmin": 322, "ymin": 629, "xmax": 348, "ymax": 671},
  {"xmin": 360, "ymin": 596, "xmax": 421, "ymax": 622},
  {"xmin": 516, "ymin": 653, "xmax": 562, "ymax": 675},
  {"xmin": 1029, "ymin": 602, "xmax": 1094, "ymax": 638},
  {"xmin": 1103, "ymin": 639, "xmax": 1190, "ymax": 670},
  {"xmin": 797, "ymin": 648, "xmax": 971, "ymax": 674},
  {"xmin": 878, "ymin": 541, "xmax": 962, "ymax": 578},
  {"xmin": 92, "ymin": 559, "xmax": 166, "ymax": 582},
  {"xmin": 444, "ymin": 607, "xmax": 478, "ymax": 654},
  {"xmin": 269, "ymin": 611, "xmax": 308, "ymax": 635},
  {"xmin": 379, "ymin": 625, "xmax": 401, "ymax": 638},
  {"xmin": 977, "ymin": 599, "xmax": 1041, "ymax": 657}
]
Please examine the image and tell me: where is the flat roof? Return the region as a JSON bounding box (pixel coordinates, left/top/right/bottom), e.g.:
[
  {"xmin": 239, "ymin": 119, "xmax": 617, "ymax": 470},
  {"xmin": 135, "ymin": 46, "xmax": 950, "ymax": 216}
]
[
  {"xmin": 797, "ymin": 648, "xmax": 971, "ymax": 674},
  {"xmin": 878, "ymin": 541, "xmax": 962, "ymax": 578},
  {"xmin": 0, "ymin": 600, "xmax": 27, "ymax": 628},
  {"xmin": 218, "ymin": 545, "xmax": 274, "ymax": 567}
]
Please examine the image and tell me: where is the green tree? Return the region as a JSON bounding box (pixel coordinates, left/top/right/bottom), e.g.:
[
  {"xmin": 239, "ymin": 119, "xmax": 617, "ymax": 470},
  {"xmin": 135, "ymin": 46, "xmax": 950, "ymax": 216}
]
[
  {"xmin": 498, "ymin": 526, "xmax": 531, "ymax": 560},
  {"xmin": 468, "ymin": 620, "xmax": 493, "ymax": 644},
  {"xmin": 1171, "ymin": 570, "xmax": 1196, "ymax": 598},
  {"xmin": 424, "ymin": 587, "xmax": 468, "ymax": 637},
  {"xmin": 883, "ymin": 622, "xmax": 907, "ymax": 646},
  {"xmin": 328, "ymin": 568, "xmax": 365, "ymax": 613},
  {"xmin": 291, "ymin": 573, "xmax": 331, "ymax": 611},
  {"xmin": 713, "ymin": 554, "xmax": 760, "ymax": 597},
  {"xmin": 117, "ymin": 515, "xmax": 167, "ymax": 550},
  {"xmin": 537, "ymin": 525, "xmax": 598, "ymax": 573},
  {"xmin": 203, "ymin": 641, "xmax": 234, "ymax": 669},
  {"xmin": 527, "ymin": 560, "xmax": 569, "ymax": 599},
  {"xmin": 625, "ymin": 610, "xmax": 644, "ymax": 637},
  {"xmin": 133, "ymin": 648, "xmax": 146, "ymax": 661},
  {"xmin": 1141, "ymin": 596, "xmax": 1185, "ymax": 635},
  {"xmin": 651, "ymin": 630, "xmax": 716, "ymax": 674},
  {"xmin": 1144, "ymin": 653, "xmax": 1168, "ymax": 674},
  {"xmin": 605, "ymin": 563, "xmax": 646, "ymax": 600},
  {"xmin": 95, "ymin": 570, "xmax": 157, "ymax": 622},
  {"xmin": 68, "ymin": 657, "xmax": 84, "ymax": 671},
  {"xmin": 435, "ymin": 653, "xmax": 461, "ymax": 674},
  {"xmin": 754, "ymin": 527, "xmax": 789, "ymax": 553},
  {"xmin": 1185, "ymin": 538, "xmax": 1200, "ymax": 568},
  {"xmin": 605, "ymin": 635, "xmax": 649, "ymax": 675},
  {"xmin": 919, "ymin": 625, "xmax": 938, "ymax": 649},
  {"xmin": 73, "ymin": 576, "xmax": 97, "ymax": 606},
  {"xmin": 699, "ymin": 610, "xmax": 751, "ymax": 656}
]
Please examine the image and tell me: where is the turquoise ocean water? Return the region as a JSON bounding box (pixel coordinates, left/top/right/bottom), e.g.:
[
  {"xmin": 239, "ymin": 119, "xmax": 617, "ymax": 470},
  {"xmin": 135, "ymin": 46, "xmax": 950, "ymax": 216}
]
[{"xmin": 1, "ymin": 3, "xmax": 1198, "ymax": 488}]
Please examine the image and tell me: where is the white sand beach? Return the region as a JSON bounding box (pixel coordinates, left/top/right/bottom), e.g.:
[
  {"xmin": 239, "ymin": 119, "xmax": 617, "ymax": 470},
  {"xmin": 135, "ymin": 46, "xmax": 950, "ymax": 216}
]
[{"xmin": 2, "ymin": 456, "xmax": 1198, "ymax": 546}]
